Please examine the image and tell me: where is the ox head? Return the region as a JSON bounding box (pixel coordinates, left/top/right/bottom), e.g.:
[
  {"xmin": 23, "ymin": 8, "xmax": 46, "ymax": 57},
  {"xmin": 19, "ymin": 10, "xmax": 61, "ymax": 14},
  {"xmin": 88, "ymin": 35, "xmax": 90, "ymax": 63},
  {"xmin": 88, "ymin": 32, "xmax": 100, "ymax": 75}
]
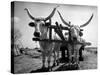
[
  {"xmin": 25, "ymin": 6, "xmax": 59, "ymax": 38},
  {"xmin": 69, "ymin": 25, "xmax": 82, "ymax": 41},
  {"xmin": 57, "ymin": 11, "xmax": 93, "ymax": 41}
]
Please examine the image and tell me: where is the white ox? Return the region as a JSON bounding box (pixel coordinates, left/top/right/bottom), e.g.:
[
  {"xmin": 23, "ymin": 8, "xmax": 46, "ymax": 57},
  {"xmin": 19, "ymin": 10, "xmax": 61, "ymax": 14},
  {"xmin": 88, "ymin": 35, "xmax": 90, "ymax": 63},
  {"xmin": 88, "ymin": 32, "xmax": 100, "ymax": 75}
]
[
  {"xmin": 57, "ymin": 11, "xmax": 93, "ymax": 66},
  {"xmin": 25, "ymin": 6, "xmax": 61, "ymax": 71}
]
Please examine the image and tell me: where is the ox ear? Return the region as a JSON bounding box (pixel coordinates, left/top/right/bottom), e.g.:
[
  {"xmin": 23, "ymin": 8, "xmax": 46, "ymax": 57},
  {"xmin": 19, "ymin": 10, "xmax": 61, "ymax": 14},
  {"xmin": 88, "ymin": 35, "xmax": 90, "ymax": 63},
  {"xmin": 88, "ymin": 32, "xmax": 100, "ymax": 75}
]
[
  {"xmin": 80, "ymin": 29, "xmax": 83, "ymax": 31},
  {"xmin": 45, "ymin": 19, "xmax": 51, "ymax": 26},
  {"xmin": 79, "ymin": 31, "xmax": 83, "ymax": 36},
  {"xmin": 29, "ymin": 22, "xmax": 35, "ymax": 27},
  {"xmin": 45, "ymin": 22, "xmax": 50, "ymax": 26}
]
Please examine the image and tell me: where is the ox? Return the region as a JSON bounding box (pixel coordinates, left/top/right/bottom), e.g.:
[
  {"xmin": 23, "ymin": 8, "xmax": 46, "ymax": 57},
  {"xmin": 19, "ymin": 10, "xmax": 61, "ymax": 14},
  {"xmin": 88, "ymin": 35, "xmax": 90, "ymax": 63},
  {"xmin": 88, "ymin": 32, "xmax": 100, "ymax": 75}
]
[
  {"xmin": 57, "ymin": 11, "xmax": 93, "ymax": 66},
  {"xmin": 25, "ymin": 6, "xmax": 61, "ymax": 71}
]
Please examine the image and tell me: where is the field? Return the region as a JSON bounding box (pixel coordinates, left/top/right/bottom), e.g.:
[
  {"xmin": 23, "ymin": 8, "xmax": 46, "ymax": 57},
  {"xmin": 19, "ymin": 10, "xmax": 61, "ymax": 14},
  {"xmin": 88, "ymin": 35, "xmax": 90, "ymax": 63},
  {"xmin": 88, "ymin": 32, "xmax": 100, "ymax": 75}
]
[{"xmin": 13, "ymin": 47, "xmax": 97, "ymax": 74}]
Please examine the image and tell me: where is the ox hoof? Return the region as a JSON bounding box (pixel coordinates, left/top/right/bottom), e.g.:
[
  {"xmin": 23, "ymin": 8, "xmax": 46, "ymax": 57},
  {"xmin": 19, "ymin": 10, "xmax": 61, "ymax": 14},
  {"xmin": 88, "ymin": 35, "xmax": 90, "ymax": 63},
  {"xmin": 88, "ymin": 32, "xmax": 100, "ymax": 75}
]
[
  {"xmin": 74, "ymin": 64, "xmax": 79, "ymax": 69},
  {"xmin": 49, "ymin": 68, "xmax": 52, "ymax": 72},
  {"xmin": 56, "ymin": 60, "xmax": 60, "ymax": 66},
  {"xmin": 57, "ymin": 63, "xmax": 59, "ymax": 66},
  {"xmin": 42, "ymin": 67, "xmax": 49, "ymax": 72},
  {"xmin": 52, "ymin": 63, "xmax": 56, "ymax": 67}
]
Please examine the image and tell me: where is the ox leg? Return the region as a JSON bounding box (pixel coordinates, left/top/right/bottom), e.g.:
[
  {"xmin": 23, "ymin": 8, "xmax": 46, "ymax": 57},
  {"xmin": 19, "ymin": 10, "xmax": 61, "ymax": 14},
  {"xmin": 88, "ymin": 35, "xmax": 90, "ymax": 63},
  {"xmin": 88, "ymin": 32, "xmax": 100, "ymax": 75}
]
[
  {"xmin": 79, "ymin": 49, "xmax": 83, "ymax": 61},
  {"xmin": 57, "ymin": 50, "xmax": 60, "ymax": 65},
  {"xmin": 54, "ymin": 50, "xmax": 59, "ymax": 66},
  {"xmin": 68, "ymin": 55, "xmax": 72, "ymax": 69},
  {"xmin": 48, "ymin": 55, "xmax": 52, "ymax": 71},
  {"xmin": 53, "ymin": 50, "xmax": 59, "ymax": 66},
  {"xmin": 74, "ymin": 49, "xmax": 79, "ymax": 69},
  {"xmin": 73, "ymin": 49, "xmax": 76, "ymax": 64},
  {"xmin": 67, "ymin": 49, "xmax": 69, "ymax": 62},
  {"xmin": 79, "ymin": 46, "xmax": 84, "ymax": 61},
  {"xmin": 68, "ymin": 44, "xmax": 72, "ymax": 65},
  {"xmin": 68, "ymin": 50, "xmax": 72, "ymax": 65},
  {"xmin": 42, "ymin": 53, "xmax": 46, "ymax": 69},
  {"xmin": 53, "ymin": 51, "xmax": 57, "ymax": 66},
  {"xmin": 60, "ymin": 47, "xmax": 66, "ymax": 61}
]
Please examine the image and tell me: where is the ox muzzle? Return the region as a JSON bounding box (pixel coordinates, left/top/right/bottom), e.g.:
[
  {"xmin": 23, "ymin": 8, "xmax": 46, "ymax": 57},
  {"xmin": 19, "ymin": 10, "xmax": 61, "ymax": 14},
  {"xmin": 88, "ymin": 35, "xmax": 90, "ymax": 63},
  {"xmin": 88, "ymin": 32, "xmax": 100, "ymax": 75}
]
[{"xmin": 34, "ymin": 32, "xmax": 40, "ymax": 37}]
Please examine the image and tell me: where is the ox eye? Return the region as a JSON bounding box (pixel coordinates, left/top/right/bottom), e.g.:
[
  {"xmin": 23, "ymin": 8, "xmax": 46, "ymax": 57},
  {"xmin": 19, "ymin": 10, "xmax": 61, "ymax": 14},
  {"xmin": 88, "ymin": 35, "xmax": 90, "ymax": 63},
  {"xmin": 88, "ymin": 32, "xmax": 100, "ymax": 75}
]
[{"xmin": 29, "ymin": 22, "xmax": 35, "ymax": 27}]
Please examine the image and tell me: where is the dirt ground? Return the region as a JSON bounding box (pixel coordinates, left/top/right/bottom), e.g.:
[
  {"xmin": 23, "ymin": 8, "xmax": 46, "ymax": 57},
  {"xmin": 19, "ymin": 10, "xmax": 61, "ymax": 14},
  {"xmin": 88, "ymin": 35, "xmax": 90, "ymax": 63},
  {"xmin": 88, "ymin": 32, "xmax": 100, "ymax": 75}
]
[{"xmin": 13, "ymin": 48, "xmax": 97, "ymax": 74}]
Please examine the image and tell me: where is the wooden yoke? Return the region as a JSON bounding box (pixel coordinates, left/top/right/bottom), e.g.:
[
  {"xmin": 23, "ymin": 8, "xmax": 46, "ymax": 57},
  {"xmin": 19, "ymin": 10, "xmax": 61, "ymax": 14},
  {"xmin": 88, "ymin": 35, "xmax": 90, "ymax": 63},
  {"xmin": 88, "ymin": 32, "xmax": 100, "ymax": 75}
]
[
  {"xmin": 54, "ymin": 22, "xmax": 66, "ymax": 40},
  {"xmin": 49, "ymin": 19, "xmax": 52, "ymax": 40}
]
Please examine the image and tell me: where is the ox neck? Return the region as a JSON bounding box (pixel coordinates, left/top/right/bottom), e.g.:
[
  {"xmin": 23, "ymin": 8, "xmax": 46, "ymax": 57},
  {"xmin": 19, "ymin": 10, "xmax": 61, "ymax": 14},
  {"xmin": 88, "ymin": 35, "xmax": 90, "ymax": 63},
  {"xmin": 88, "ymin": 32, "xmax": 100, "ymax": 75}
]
[
  {"xmin": 40, "ymin": 30, "xmax": 49, "ymax": 39},
  {"xmin": 68, "ymin": 32, "xmax": 76, "ymax": 44}
]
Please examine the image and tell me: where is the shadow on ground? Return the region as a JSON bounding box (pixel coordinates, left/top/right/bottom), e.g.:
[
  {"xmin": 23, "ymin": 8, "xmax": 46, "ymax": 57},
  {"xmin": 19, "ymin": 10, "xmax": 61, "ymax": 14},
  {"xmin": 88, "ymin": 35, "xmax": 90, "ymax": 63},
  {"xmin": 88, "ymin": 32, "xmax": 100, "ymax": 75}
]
[{"xmin": 30, "ymin": 62, "xmax": 79, "ymax": 73}]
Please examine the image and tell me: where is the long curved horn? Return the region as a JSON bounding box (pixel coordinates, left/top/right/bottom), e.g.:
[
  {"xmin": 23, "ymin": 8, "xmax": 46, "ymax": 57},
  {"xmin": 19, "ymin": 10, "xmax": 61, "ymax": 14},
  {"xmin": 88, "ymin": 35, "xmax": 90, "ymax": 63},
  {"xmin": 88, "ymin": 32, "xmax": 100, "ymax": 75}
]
[
  {"xmin": 80, "ymin": 14, "xmax": 93, "ymax": 27},
  {"xmin": 57, "ymin": 10, "xmax": 70, "ymax": 27},
  {"xmin": 24, "ymin": 8, "xmax": 35, "ymax": 20},
  {"xmin": 44, "ymin": 6, "xmax": 59, "ymax": 21}
]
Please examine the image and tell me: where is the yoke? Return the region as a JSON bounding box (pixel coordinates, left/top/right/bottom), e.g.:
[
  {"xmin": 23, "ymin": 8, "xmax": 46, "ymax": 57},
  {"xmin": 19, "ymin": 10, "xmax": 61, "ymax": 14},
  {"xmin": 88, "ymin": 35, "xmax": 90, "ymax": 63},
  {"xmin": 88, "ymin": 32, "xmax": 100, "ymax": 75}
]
[{"xmin": 32, "ymin": 21, "xmax": 91, "ymax": 46}]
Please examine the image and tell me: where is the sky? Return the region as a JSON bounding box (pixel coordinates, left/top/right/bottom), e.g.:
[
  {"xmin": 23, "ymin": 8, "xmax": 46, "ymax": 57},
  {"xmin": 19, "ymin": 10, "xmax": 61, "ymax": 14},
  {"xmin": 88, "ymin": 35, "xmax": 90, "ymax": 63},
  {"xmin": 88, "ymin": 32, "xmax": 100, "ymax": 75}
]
[{"xmin": 13, "ymin": 1, "xmax": 98, "ymax": 48}]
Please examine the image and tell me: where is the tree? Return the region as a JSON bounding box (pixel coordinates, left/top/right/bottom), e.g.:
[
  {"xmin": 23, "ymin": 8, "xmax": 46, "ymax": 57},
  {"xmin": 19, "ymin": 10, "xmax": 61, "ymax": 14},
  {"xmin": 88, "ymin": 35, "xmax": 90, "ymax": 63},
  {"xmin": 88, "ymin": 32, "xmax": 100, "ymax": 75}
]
[{"xmin": 11, "ymin": 25, "xmax": 22, "ymax": 56}]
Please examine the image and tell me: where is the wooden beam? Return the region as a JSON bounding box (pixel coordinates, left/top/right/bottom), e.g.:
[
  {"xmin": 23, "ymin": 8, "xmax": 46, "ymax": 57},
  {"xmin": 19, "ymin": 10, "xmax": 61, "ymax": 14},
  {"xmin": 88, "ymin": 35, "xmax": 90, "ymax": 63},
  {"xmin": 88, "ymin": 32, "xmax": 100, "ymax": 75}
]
[
  {"xmin": 49, "ymin": 19, "xmax": 52, "ymax": 40},
  {"xmin": 49, "ymin": 27, "xmax": 52, "ymax": 40},
  {"xmin": 32, "ymin": 38, "xmax": 90, "ymax": 45},
  {"xmin": 55, "ymin": 22, "xmax": 65, "ymax": 40},
  {"xmin": 47, "ymin": 25, "xmax": 69, "ymax": 30}
]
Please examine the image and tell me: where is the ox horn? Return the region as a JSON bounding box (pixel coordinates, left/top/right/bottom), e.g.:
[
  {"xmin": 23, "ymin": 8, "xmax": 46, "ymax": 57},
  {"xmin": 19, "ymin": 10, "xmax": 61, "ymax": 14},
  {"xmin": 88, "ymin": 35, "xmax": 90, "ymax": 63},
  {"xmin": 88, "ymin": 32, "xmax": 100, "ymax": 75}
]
[
  {"xmin": 57, "ymin": 10, "xmax": 70, "ymax": 27},
  {"xmin": 80, "ymin": 14, "xmax": 93, "ymax": 27},
  {"xmin": 24, "ymin": 8, "xmax": 35, "ymax": 20},
  {"xmin": 44, "ymin": 6, "xmax": 59, "ymax": 21}
]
